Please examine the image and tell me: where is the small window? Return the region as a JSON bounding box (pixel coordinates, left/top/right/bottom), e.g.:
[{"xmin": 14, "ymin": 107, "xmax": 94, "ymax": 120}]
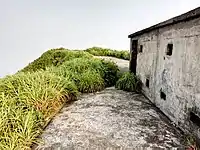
[
  {"xmin": 146, "ymin": 78, "xmax": 149, "ymax": 88},
  {"xmin": 139, "ymin": 45, "xmax": 143, "ymax": 53},
  {"xmin": 160, "ymin": 89, "xmax": 166, "ymax": 100},
  {"xmin": 190, "ymin": 112, "xmax": 200, "ymax": 128},
  {"xmin": 166, "ymin": 44, "xmax": 173, "ymax": 56}
]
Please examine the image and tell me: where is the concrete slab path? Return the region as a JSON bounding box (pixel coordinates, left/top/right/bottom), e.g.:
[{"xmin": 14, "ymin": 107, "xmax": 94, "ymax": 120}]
[{"xmin": 35, "ymin": 57, "xmax": 185, "ymax": 150}]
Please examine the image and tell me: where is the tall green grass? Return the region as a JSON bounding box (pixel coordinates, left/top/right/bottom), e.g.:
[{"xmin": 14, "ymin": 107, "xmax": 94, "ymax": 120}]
[
  {"xmin": 0, "ymin": 94, "xmax": 43, "ymax": 150},
  {"xmin": 0, "ymin": 48, "xmax": 120, "ymax": 149},
  {"xmin": 47, "ymin": 57, "xmax": 119, "ymax": 92},
  {"xmin": 0, "ymin": 71, "xmax": 78, "ymax": 149},
  {"xmin": 115, "ymin": 72, "xmax": 142, "ymax": 93},
  {"xmin": 85, "ymin": 47, "xmax": 130, "ymax": 60},
  {"xmin": 21, "ymin": 48, "xmax": 93, "ymax": 72}
]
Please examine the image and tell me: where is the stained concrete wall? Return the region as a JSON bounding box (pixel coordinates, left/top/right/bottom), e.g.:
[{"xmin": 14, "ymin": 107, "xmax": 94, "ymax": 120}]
[{"xmin": 131, "ymin": 17, "xmax": 200, "ymax": 138}]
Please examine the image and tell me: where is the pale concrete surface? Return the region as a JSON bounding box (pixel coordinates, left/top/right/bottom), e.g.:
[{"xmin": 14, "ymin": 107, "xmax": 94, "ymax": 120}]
[
  {"xmin": 35, "ymin": 57, "xmax": 185, "ymax": 150},
  {"xmin": 36, "ymin": 88, "xmax": 185, "ymax": 150}
]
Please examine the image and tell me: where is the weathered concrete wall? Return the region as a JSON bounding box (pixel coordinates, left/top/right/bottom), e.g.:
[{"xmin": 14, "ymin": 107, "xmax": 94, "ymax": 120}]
[
  {"xmin": 131, "ymin": 17, "xmax": 200, "ymax": 138},
  {"xmin": 131, "ymin": 30, "xmax": 158, "ymax": 101}
]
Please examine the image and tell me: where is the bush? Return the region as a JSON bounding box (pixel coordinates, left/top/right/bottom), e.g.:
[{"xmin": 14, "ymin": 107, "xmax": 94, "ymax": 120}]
[
  {"xmin": 85, "ymin": 47, "xmax": 130, "ymax": 60},
  {"xmin": 115, "ymin": 72, "xmax": 142, "ymax": 92}
]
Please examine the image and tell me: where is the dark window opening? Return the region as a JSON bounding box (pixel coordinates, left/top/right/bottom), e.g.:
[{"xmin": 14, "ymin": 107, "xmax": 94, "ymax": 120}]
[
  {"xmin": 146, "ymin": 78, "xmax": 149, "ymax": 88},
  {"xmin": 139, "ymin": 45, "xmax": 143, "ymax": 53},
  {"xmin": 160, "ymin": 89, "xmax": 166, "ymax": 100},
  {"xmin": 190, "ymin": 112, "xmax": 200, "ymax": 128},
  {"xmin": 166, "ymin": 44, "xmax": 173, "ymax": 56}
]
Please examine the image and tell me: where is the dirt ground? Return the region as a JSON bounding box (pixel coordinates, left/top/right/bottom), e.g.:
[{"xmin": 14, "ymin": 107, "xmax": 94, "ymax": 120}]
[{"xmin": 35, "ymin": 57, "xmax": 185, "ymax": 150}]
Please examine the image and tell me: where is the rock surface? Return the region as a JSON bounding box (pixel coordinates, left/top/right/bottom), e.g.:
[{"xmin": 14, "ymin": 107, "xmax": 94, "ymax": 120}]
[{"xmin": 35, "ymin": 57, "xmax": 185, "ymax": 150}]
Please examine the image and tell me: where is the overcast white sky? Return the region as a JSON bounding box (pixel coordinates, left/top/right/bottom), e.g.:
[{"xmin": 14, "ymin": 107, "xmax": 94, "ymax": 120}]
[{"xmin": 0, "ymin": 0, "xmax": 200, "ymax": 77}]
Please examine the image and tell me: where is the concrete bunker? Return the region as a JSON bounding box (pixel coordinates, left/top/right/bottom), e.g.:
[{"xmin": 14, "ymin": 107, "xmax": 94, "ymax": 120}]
[{"xmin": 128, "ymin": 7, "xmax": 200, "ymax": 140}]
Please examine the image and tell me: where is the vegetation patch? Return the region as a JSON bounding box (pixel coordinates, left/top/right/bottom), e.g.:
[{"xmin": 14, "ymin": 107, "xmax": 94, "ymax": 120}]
[
  {"xmin": 85, "ymin": 47, "xmax": 130, "ymax": 60},
  {"xmin": 115, "ymin": 72, "xmax": 142, "ymax": 93},
  {"xmin": 48, "ymin": 57, "xmax": 119, "ymax": 90},
  {"xmin": 0, "ymin": 47, "xmax": 120, "ymax": 149},
  {"xmin": 0, "ymin": 71, "xmax": 78, "ymax": 149},
  {"xmin": 21, "ymin": 48, "xmax": 93, "ymax": 73},
  {"xmin": 72, "ymin": 70, "xmax": 105, "ymax": 93}
]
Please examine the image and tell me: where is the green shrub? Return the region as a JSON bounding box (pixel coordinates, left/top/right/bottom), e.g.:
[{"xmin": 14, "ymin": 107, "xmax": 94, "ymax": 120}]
[
  {"xmin": 85, "ymin": 47, "xmax": 130, "ymax": 60},
  {"xmin": 115, "ymin": 72, "xmax": 142, "ymax": 92}
]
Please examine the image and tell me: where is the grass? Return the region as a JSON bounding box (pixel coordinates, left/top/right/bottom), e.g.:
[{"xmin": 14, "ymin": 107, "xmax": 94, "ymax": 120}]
[
  {"xmin": 71, "ymin": 70, "xmax": 105, "ymax": 93},
  {"xmin": 21, "ymin": 48, "xmax": 93, "ymax": 73},
  {"xmin": 55, "ymin": 57, "xmax": 119, "ymax": 87},
  {"xmin": 84, "ymin": 47, "xmax": 130, "ymax": 60},
  {"xmin": 0, "ymin": 71, "xmax": 78, "ymax": 149},
  {"xmin": 184, "ymin": 134, "xmax": 199, "ymax": 149},
  {"xmin": 115, "ymin": 72, "xmax": 142, "ymax": 93},
  {"xmin": 21, "ymin": 47, "xmax": 128, "ymax": 73},
  {"xmin": 46, "ymin": 57, "xmax": 119, "ymax": 93},
  {"xmin": 0, "ymin": 47, "xmax": 120, "ymax": 149}
]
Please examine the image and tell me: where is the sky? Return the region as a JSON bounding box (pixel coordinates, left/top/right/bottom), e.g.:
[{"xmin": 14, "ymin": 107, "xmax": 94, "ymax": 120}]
[{"xmin": 0, "ymin": 0, "xmax": 200, "ymax": 77}]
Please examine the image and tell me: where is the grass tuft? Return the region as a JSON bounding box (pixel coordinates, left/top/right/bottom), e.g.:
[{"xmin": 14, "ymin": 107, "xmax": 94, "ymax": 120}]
[{"xmin": 115, "ymin": 72, "xmax": 142, "ymax": 92}]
